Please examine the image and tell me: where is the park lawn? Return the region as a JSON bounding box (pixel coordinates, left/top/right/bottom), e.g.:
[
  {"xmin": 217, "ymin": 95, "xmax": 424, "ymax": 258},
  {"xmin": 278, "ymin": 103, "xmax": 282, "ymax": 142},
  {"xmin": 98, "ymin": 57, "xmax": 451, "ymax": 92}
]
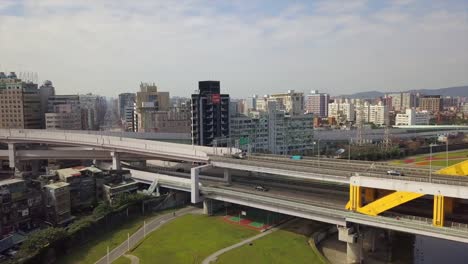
[
  {"xmin": 113, "ymin": 256, "xmax": 131, "ymax": 264},
  {"xmin": 430, "ymin": 160, "xmax": 465, "ymax": 167},
  {"xmin": 56, "ymin": 209, "xmax": 175, "ymax": 264},
  {"xmin": 391, "ymin": 149, "xmax": 468, "ymax": 166},
  {"xmin": 131, "ymin": 214, "xmax": 257, "ymax": 264},
  {"xmin": 215, "ymin": 229, "xmax": 325, "ymax": 264}
]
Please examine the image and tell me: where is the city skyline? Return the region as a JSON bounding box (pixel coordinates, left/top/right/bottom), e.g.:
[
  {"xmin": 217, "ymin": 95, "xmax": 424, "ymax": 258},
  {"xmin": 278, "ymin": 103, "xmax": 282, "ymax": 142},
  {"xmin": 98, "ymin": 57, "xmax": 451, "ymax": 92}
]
[{"xmin": 1, "ymin": 0, "xmax": 467, "ymax": 97}]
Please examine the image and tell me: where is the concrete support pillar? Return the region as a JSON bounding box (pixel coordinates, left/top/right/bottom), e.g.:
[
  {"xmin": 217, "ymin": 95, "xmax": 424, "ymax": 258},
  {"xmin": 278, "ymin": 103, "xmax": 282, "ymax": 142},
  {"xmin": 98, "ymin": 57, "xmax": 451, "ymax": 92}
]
[
  {"xmin": 362, "ymin": 228, "xmax": 377, "ymax": 253},
  {"xmin": 347, "ymin": 242, "xmax": 362, "ymax": 264},
  {"xmin": 223, "ymin": 169, "xmax": 231, "ymax": 184},
  {"xmin": 30, "ymin": 160, "xmax": 40, "ymax": 176},
  {"xmin": 191, "ymin": 164, "xmax": 211, "ymax": 204},
  {"xmin": 8, "ymin": 143, "xmax": 16, "ymax": 169},
  {"xmin": 203, "ymin": 199, "xmax": 213, "ymax": 215},
  {"xmin": 110, "ymin": 151, "xmax": 121, "ymax": 170},
  {"xmin": 338, "ymin": 226, "xmax": 362, "ymax": 264},
  {"xmin": 191, "ymin": 166, "xmax": 201, "ymax": 203}
]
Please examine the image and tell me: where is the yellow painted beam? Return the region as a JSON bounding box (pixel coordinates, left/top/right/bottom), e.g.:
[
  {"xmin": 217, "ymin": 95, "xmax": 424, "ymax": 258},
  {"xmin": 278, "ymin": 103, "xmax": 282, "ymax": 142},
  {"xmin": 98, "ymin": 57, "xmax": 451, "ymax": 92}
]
[
  {"xmin": 357, "ymin": 191, "xmax": 423, "ymax": 216},
  {"xmin": 433, "ymin": 195, "xmax": 445, "ymax": 227},
  {"xmin": 436, "ymin": 160, "xmax": 468, "ymax": 176},
  {"xmin": 348, "ymin": 185, "xmax": 362, "ymax": 211}
]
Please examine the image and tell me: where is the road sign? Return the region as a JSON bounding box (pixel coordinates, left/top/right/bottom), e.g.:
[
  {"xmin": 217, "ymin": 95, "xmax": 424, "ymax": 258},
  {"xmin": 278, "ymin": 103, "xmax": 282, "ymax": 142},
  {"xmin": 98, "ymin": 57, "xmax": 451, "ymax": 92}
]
[{"xmin": 239, "ymin": 137, "xmax": 249, "ymax": 145}]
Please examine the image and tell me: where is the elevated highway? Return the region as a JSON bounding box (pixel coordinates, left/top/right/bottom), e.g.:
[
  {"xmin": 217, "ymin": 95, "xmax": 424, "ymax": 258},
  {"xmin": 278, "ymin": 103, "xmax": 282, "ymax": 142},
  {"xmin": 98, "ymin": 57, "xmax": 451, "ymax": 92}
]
[
  {"xmin": 2, "ymin": 129, "xmax": 468, "ymax": 244},
  {"xmin": 0, "ymin": 129, "xmax": 235, "ymax": 163},
  {"xmin": 130, "ymin": 168, "xmax": 468, "ymax": 243}
]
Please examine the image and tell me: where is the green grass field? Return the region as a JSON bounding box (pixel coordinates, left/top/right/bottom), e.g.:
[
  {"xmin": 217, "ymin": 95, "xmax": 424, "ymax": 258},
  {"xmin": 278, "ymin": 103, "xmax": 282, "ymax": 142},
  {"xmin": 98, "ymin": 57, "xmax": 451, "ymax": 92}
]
[
  {"xmin": 391, "ymin": 149, "xmax": 468, "ymax": 167},
  {"xmin": 215, "ymin": 229, "xmax": 325, "ymax": 264},
  {"xmin": 113, "ymin": 256, "xmax": 131, "ymax": 264},
  {"xmin": 131, "ymin": 214, "xmax": 257, "ymax": 264},
  {"xmin": 56, "ymin": 209, "xmax": 175, "ymax": 264}
]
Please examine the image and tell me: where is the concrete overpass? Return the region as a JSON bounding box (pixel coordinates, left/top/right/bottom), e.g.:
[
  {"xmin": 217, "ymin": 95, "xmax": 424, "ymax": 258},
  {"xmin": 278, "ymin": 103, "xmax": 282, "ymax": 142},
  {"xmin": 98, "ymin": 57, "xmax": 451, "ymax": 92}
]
[
  {"xmin": 0, "ymin": 129, "xmax": 237, "ymax": 166},
  {"xmin": 2, "ymin": 129, "xmax": 468, "ymax": 258}
]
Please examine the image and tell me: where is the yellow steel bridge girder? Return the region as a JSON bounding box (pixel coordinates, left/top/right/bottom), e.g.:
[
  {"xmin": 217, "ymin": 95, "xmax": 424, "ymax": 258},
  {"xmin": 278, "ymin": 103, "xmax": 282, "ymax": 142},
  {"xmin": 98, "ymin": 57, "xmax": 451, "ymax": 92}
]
[
  {"xmin": 356, "ymin": 191, "xmax": 424, "ymax": 216},
  {"xmin": 433, "ymin": 195, "xmax": 445, "ymax": 227},
  {"xmin": 436, "ymin": 160, "xmax": 468, "ymax": 176},
  {"xmin": 348, "ymin": 185, "xmax": 362, "ymax": 211}
]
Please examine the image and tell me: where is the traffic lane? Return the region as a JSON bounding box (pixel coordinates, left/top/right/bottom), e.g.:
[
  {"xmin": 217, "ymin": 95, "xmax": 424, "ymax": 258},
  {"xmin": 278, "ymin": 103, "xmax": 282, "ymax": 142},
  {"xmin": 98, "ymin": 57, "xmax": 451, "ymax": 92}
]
[{"xmin": 215, "ymin": 181, "xmax": 348, "ymax": 210}]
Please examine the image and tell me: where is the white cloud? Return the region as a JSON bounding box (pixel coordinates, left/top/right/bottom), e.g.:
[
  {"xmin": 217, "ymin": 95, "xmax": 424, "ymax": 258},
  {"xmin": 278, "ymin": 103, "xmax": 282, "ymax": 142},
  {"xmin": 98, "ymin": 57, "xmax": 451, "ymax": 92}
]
[{"xmin": 0, "ymin": 0, "xmax": 466, "ymax": 97}]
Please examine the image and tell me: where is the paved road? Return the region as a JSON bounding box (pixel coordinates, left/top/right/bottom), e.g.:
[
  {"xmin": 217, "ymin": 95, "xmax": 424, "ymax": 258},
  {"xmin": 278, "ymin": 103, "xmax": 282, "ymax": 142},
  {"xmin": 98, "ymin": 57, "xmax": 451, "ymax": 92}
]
[
  {"xmin": 202, "ymin": 219, "xmax": 296, "ymax": 264},
  {"xmin": 95, "ymin": 206, "xmax": 200, "ymax": 264}
]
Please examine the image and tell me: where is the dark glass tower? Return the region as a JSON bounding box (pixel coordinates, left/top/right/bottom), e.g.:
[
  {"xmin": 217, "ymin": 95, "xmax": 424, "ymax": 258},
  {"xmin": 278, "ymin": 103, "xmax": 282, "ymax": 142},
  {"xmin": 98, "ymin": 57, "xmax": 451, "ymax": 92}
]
[{"xmin": 191, "ymin": 81, "xmax": 230, "ymax": 146}]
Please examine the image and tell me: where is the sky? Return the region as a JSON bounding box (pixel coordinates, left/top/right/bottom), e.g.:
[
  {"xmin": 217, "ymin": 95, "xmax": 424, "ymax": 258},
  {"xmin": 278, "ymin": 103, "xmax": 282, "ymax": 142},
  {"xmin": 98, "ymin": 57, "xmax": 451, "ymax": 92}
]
[{"xmin": 0, "ymin": 0, "xmax": 467, "ymax": 98}]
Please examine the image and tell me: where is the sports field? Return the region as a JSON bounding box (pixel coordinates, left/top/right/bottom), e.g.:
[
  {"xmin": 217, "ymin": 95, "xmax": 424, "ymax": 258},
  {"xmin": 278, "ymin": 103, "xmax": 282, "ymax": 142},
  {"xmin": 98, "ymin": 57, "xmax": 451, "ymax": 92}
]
[
  {"xmin": 130, "ymin": 214, "xmax": 257, "ymax": 264},
  {"xmin": 391, "ymin": 149, "xmax": 468, "ymax": 167}
]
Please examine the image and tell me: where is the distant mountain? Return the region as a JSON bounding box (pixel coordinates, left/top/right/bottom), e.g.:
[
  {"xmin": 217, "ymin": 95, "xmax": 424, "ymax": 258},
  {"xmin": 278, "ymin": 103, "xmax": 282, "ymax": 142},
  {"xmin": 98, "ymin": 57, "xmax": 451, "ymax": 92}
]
[{"xmin": 338, "ymin": 86, "xmax": 468, "ymax": 99}]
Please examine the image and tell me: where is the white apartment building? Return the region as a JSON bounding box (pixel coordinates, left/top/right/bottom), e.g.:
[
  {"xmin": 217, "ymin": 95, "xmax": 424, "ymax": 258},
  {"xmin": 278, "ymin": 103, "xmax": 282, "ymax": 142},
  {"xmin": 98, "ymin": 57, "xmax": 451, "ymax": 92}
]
[
  {"xmin": 328, "ymin": 99, "xmax": 355, "ymax": 123},
  {"xmin": 230, "ymin": 101, "xmax": 313, "ymax": 155},
  {"xmin": 269, "ymin": 90, "xmax": 304, "ymax": 116},
  {"xmin": 369, "ymin": 102, "xmax": 389, "ymax": 126},
  {"xmin": 395, "ymin": 108, "xmax": 430, "ymax": 126}
]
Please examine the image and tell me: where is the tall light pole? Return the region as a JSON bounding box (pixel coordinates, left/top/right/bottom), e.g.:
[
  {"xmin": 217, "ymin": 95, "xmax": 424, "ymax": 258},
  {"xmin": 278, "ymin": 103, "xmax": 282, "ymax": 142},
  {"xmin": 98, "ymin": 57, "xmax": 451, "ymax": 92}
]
[
  {"xmin": 317, "ymin": 139, "xmax": 322, "ymax": 167},
  {"xmin": 429, "ymin": 144, "xmax": 435, "ymax": 182},
  {"xmin": 348, "ymin": 139, "xmax": 351, "ymax": 163},
  {"xmin": 446, "ymin": 138, "xmax": 449, "ymax": 167}
]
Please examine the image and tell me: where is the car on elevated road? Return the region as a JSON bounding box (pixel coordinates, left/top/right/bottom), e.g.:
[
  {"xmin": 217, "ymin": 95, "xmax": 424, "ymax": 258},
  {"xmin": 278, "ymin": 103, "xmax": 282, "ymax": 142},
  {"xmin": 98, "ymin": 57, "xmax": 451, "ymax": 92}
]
[
  {"xmin": 387, "ymin": 170, "xmax": 404, "ymax": 176},
  {"xmin": 255, "ymin": 185, "xmax": 269, "ymax": 192}
]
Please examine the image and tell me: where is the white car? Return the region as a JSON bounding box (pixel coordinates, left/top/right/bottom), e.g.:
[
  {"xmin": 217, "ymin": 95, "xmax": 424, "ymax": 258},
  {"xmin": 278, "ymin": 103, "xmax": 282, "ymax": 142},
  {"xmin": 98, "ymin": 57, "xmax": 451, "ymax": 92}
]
[{"xmin": 387, "ymin": 170, "xmax": 403, "ymax": 176}]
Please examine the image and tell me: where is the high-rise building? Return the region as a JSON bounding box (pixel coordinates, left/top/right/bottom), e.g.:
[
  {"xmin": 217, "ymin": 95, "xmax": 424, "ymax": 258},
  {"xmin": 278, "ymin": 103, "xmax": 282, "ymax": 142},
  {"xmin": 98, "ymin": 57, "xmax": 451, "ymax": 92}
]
[
  {"xmin": 39, "ymin": 80, "xmax": 56, "ymax": 128},
  {"xmin": 118, "ymin": 93, "xmax": 136, "ymax": 119},
  {"xmin": 79, "ymin": 94, "xmax": 107, "ymax": 130},
  {"xmin": 134, "ymin": 83, "xmax": 171, "ymax": 132},
  {"xmin": 368, "ymin": 102, "xmax": 389, "ymax": 126},
  {"xmin": 442, "ymin": 96, "xmax": 460, "ymax": 110},
  {"xmin": 305, "ymin": 90, "xmax": 329, "ymax": 118},
  {"xmin": 191, "ymin": 81, "xmax": 230, "ymax": 146},
  {"xmin": 46, "ymin": 95, "xmax": 82, "ymax": 130},
  {"xmin": 328, "ymin": 99, "xmax": 355, "ymax": 123},
  {"xmin": 269, "ymin": 90, "xmax": 304, "ymax": 115},
  {"xmin": 419, "ymin": 95, "xmax": 443, "ymax": 113},
  {"xmin": 230, "ymin": 101, "xmax": 313, "ymax": 155},
  {"xmin": 0, "ymin": 72, "xmax": 42, "ymax": 129},
  {"xmin": 245, "ymin": 95, "xmax": 258, "ymax": 111},
  {"xmin": 387, "ymin": 92, "xmax": 416, "ymax": 112}
]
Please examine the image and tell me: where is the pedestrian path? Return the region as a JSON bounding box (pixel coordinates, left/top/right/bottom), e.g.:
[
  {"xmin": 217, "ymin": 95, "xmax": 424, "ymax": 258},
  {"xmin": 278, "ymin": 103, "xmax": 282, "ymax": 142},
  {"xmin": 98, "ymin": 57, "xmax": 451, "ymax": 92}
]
[
  {"xmin": 202, "ymin": 219, "xmax": 295, "ymax": 264},
  {"xmin": 123, "ymin": 254, "xmax": 140, "ymax": 264},
  {"xmin": 95, "ymin": 206, "xmax": 200, "ymax": 264}
]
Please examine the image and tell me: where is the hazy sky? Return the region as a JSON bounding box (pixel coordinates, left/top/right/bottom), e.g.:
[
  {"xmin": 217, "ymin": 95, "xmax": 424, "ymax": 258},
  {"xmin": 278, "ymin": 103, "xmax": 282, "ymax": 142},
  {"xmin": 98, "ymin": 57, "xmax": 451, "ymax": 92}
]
[{"xmin": 0, "ymin": 0, "xmax": 467, "ymax": 98}]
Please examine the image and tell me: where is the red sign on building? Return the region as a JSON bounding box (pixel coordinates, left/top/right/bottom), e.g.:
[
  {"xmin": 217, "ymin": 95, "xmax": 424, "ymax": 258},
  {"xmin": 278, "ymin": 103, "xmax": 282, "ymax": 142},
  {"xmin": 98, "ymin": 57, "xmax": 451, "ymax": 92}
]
[{"xmin": 211, "ymin": 94, "xmax": 221, "ymax": 104}]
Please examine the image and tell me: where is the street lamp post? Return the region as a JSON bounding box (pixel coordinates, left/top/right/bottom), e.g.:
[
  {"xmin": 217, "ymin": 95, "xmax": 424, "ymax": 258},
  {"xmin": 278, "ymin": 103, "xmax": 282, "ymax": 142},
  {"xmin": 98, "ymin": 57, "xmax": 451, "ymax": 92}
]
[
  {"xmin": 429, "ymin": 144, "xmax": 435, "ymax": 182},
  {"xmin": 446, "ymin": 138, "xmax": 449, "ymax": 167},
  {"xmin": 348, "ymin": 139, "xmax": 351, "ymax": 163},
  {"xmin": 317, "ymin": 139, "xmax": 321, "ymax": 167}
]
